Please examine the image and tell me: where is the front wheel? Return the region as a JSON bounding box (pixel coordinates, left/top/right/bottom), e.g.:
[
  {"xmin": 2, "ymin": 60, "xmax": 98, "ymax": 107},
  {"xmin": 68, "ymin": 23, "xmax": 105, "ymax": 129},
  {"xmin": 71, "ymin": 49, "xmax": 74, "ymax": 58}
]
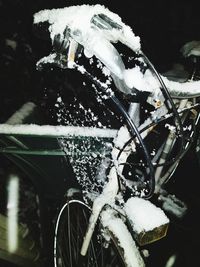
[{"xmin": 54, "ymin": 194, "xmax": 126, "ymax": 267}]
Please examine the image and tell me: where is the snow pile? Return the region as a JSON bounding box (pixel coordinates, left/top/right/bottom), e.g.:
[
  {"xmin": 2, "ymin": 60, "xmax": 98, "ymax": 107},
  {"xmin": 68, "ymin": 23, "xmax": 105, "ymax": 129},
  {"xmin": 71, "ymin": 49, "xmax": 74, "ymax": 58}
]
[
  {"xmin": 34, "ymin": 4, "xmax": 141, "ymax": 86},
  {"xmin": 114, "ymin": 125, "xmax": 132, "ymax": 150},
  {"xmin": 34, "ymin": 4, "xmax": 200, "ymax": 98},
  {"xmin": 124, "ymin": 65, "xmax": 200, "ymax": 98},
  {"xmin": 34, "ymin": 4, "xmax": 141, "ymax": 52},
  {"xmin": 0, "ymin": 124, "xmax": 117, "ymax": 138},
  {"xmin": 101, "ymin": 208, "xmax": 145, "ymax": 267},
  {"xmin": 161, "ymin": 75, "xmax": 200, "ymax": 98},
  {"xmin": 125, "ymin": 197, "xmax": 169, "ymax": 233}
]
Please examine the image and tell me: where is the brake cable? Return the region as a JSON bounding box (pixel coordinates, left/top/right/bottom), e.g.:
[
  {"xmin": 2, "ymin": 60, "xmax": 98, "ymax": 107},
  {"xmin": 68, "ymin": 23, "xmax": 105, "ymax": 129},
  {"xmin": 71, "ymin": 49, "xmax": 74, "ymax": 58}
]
[{"xmin": 72, "ymin": 63, "xmax": 155, "ymax": 199}]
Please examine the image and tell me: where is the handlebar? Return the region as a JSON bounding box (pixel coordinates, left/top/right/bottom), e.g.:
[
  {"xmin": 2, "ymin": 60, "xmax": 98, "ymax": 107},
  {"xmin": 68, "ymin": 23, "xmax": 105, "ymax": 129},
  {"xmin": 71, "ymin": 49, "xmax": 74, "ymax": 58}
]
[
  {"xmin": 33, "ymin": 5, "xmax": 200, "ymax": 101},
  {"xmin": 32, "ymin": 5, "xmax": 200, "ymax": 199}
]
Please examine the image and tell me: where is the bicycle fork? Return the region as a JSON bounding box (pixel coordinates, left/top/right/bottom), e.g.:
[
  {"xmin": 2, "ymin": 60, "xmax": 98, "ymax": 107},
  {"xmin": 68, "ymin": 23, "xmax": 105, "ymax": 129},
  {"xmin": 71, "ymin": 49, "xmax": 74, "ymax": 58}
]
[
  {"xmin": 80, "ymin": 163, "xmax": 119, "ymax": 255},
  {"xmin": 80, "ymin": 124, "xmax": 132, "ymax": 256},
  {"xmin": 81, "ymin": 103, "xmax": 140, "ymax": 256}
]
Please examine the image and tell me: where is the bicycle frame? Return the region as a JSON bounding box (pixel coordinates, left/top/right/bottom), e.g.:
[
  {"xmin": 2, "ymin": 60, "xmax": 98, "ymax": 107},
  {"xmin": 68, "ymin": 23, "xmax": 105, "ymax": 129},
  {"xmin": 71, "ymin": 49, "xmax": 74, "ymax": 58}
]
[
  {"xmin": 78, "ymin": 92, "xmax": 199, "ymax": 267},
  {"xmin": 0, "ymin": 103, "xmax": 119, "ymax": 266},
  {"xmin": 0, "ymin": 100, "xmax": 173, "ymax": 267},
  {"xmin": 1, "ymin": 94, "xmax": 199, "ymax": 267},
  {"xmin": 2, "ymin": 4, "xmax": 200, "ymax": 267}
]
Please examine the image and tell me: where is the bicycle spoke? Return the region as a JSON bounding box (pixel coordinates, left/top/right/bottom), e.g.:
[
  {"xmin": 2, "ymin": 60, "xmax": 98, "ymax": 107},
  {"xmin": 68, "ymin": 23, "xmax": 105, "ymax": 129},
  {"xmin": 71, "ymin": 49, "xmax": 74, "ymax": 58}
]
[{"xmin": 54, "ymin": 198, "xmax": 125, "ymax": 267}]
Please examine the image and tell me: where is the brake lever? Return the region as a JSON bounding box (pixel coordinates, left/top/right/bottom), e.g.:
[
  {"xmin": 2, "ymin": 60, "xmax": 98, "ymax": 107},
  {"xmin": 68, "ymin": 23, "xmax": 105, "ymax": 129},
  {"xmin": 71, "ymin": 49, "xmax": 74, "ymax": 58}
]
[
  {"xmin": 36, "ymin": 26, "xmax": 79, "ymax": 71},
  {"xmin": 53, "ymin": 27, "xmax": 70, "ymax": 54}
]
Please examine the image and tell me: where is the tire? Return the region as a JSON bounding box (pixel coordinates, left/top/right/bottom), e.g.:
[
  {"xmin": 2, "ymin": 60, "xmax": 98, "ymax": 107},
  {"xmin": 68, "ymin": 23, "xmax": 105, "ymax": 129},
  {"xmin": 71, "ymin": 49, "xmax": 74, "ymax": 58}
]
[{"xmin": 54, "ymin": 195, "xmax": 126, "ymax": 267}]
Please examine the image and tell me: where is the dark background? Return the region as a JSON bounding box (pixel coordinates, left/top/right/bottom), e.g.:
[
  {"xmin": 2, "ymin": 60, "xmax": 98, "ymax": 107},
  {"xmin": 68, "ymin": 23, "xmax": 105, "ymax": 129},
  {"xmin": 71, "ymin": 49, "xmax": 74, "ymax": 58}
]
[{"xmin": 0, "ymin": 1, "xmax": 200, "ymax": 267}]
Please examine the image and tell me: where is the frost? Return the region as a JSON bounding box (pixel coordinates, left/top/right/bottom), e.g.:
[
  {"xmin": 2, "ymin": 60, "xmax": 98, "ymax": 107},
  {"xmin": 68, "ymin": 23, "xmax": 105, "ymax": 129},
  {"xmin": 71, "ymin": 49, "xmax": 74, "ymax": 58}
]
[
  {"xmin": 36, "ymin": 53, "xmax": 57, "ymax": 67},
  {"xmin": 77, "ymin": 65, "xmax": 86, "ymax": 74}
]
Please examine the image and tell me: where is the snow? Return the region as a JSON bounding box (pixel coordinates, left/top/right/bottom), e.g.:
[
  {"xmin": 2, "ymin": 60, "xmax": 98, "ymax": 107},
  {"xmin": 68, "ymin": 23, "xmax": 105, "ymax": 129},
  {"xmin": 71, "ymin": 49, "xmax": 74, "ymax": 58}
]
[
  {"xmin": 161, "ymin": 75, "xmax": 200, "ymax": 98},
  {"xmin": 1, "ymin": 3, "xmax": 199, "ymax": 266},
  {"xmin": 123, "ymin": 66, "xmax": 200, "ymax": 98},
  {"xmin": 113, "ymin": 125, "xmax": 132, "ymax": 149},
  {"xmin": 80, "ymin": 165, "xmax": 119, "ymax": 256},
  {"xmin": 165, "ymin": 123, "xmax": 176, "ymax": 132},
  {"xmin": 124, "ymin": 66, "xmax": 145, "ymax": 89},
  {"xmin": 101, "ymin": 208, "xmax": 145, "ymax": 267},
  {"xmin": 33, "ymin": 5, "xmax": 140, "ymax": 82},
  {"xmin": 125, "ymin": 197, "xmax": 169, "ymax": 233},
  {"xmin": 33, "ymin": 4, "xmax": 200, "ymax": 98},
  {"xmin": 0, "ymin": 124, "xmax": 117, "ymax": 138},
  {"xmin": 34, "ymin": 5, "xmax": 200, "ymax": 99},
  {"xmin": 36, "ymin": 53, "xmax": 57, "ymax": 68},
  {"xmin": 4, "ymin": 4, "xmax": 196, "ymax": 262},
  {"xmin": 33, "ymin": 4, "xmax": 141, "ymax": 52}
]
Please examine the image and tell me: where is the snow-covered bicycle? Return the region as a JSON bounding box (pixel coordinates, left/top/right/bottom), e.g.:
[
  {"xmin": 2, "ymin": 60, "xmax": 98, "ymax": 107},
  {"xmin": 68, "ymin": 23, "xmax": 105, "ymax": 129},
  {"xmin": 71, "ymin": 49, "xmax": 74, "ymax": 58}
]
[{"xmin": 1, "ymin": 4, "xmax": 200, "ymax": 267}]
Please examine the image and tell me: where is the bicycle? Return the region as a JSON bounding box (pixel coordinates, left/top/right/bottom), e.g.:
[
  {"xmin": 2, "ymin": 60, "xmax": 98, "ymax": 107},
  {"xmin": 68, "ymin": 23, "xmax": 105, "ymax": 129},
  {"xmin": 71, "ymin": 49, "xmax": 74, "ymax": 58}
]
[{"xmin": 1, "ymin": 4, "xmax": 200, "ymax": 267}]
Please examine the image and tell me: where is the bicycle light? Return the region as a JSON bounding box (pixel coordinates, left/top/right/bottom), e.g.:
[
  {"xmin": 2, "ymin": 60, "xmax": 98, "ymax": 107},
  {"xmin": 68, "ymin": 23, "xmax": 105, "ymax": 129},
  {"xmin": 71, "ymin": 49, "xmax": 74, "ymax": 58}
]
[{"xmin": 125, "ymin": 197, "xmax": 169, "ymax": 246}]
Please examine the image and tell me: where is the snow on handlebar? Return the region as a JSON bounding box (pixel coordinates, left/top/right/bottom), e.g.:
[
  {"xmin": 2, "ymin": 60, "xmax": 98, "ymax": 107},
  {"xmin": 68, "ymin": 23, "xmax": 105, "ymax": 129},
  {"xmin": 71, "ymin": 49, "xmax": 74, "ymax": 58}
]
[{"xmin": 34, "ymin": 4, "xmax": 200, "ymax": 100}]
